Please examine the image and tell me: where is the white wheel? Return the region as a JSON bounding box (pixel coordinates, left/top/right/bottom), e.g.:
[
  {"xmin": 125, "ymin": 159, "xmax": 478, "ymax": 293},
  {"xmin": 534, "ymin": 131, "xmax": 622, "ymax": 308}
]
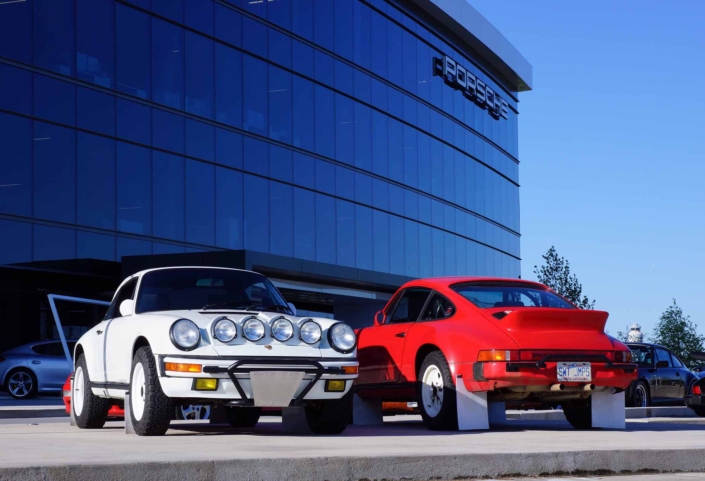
[
  {"xmin": 421, "ymin": 364, "xmax": 444, "ymax": 418},
  {"xmin": 131, "ymin": 362, "xmax": 146, "ymax": 422},
  {"xmin": 73, "ymin": 367, "xmax": 85, "ymax": 417}
]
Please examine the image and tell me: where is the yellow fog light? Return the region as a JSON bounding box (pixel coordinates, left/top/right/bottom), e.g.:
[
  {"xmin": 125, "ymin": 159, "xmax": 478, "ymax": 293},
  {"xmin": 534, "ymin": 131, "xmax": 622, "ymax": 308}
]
[
  {"xmin": 193, "ymin": 378, "xmax": 218, "ymax": 391},
  {"xmin": 325, "ymin": 380, "xmax": 346, "ymax": 392}
]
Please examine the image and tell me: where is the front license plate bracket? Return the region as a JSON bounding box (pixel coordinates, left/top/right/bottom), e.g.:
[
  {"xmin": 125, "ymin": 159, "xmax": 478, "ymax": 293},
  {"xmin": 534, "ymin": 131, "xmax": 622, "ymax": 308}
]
[{"xmin": 250, "ymin": 371, "xmax": 305, "ymax": 407}]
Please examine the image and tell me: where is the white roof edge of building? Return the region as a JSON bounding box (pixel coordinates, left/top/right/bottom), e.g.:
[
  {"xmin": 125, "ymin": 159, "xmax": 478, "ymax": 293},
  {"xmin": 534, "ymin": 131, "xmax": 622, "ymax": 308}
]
[{"xmin": 409, "ymin": 0, "xmax": 533, "ymax": 92}]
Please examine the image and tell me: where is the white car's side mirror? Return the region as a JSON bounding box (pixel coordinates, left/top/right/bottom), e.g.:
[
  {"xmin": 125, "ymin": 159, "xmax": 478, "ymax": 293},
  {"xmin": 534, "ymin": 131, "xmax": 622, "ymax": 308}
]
[
  {"xmin": 119, "ymin": 299, "xmax": 134, "ymax": 317},
  {"xmin": 287, "ymin": 302, "xmax": 297, "ymax": 316}
]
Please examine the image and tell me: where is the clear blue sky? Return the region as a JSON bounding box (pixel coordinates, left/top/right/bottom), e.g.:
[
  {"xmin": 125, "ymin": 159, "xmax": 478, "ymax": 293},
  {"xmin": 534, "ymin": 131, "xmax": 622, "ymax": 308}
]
[{"xmin": 470, "ymin": 1, "xmax": 705, "ymax": 337}]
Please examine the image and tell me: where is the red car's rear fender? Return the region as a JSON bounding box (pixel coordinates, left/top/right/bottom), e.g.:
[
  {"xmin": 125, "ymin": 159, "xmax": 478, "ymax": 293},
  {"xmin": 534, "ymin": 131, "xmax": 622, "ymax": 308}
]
[{"xmin": 400, "ymin": 316, "xmax": 520, "ymax": 383}]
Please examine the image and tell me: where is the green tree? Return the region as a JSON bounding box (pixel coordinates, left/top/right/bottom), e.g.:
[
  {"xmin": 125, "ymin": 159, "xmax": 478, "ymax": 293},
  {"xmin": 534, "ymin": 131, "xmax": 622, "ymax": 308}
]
[
  {"xmin": 615, "ymin": 330, "xmax": 629, "ymax": 343},
  {"xmin": 533, "ymin": 246, "xmax": 595, "ymax": 310},
  {"xmin": 651, "ymin": 299, "xmax": 704, "ymax": 369}
]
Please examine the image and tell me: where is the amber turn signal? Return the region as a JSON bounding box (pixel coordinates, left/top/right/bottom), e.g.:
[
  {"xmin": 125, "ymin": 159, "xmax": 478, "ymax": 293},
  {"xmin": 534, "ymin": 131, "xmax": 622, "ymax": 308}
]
[
  {"xmin": 165, "ymin": 362, "xmax": 202, "ymax": 373},
  {"xmin": 477, "ymin": 350, "xmax": 518, "ymax": 362},
  {"xmin": 342, "ymin": 366, "xmax": 358, "ymax": 374},
  {"xmin": 326, "ymin": 380, "xmax": 346, "ymax": 392},
  {"xmin": 193, "ymin": 378, "xmax": 218, "ymax": 391}
]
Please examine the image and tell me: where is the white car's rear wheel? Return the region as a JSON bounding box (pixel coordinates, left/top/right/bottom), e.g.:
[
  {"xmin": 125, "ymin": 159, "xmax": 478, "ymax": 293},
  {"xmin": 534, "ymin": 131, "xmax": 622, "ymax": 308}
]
[
  {"xmin": 129, "ymin": 346, "xmax": 172, "ymax": 436},
  {"xmin": 73, "ymin": 355, "xmax": 110, "ymax": 429}
]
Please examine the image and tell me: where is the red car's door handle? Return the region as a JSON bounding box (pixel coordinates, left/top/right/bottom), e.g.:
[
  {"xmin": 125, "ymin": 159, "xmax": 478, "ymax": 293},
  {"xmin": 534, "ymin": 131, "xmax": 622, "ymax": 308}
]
[{"xmin": 395, "ymin": 332, "xmax": 406, "ymax": 338}]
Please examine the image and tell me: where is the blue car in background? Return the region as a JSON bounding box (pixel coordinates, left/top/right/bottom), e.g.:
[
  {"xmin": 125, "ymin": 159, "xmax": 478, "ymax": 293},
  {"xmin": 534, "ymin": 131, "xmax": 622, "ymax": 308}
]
[{"xmin": 1, "ymin": 340, "xmax": 74, "ymax": 399}]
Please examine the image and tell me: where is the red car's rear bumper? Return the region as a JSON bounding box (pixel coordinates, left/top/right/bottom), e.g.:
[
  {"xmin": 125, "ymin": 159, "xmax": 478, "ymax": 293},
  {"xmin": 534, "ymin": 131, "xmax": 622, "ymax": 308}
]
[{"xmin": 460, "ymin": 361, "xmax": 638, "ymax": 392}]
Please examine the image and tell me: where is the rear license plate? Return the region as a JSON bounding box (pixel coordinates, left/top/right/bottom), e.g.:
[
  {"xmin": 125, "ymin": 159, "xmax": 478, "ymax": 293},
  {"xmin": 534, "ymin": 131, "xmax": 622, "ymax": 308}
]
[{"xmin": 556, "ymin": 362, "xmax": 591, "ymax": 382}]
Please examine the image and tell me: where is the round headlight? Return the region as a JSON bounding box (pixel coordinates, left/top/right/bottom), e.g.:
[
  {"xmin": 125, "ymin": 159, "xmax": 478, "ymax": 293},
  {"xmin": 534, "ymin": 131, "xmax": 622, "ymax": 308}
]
[
  {"xmin": 243, "ymin": 318, "xmax": 265, "ymax": 341},
  {"xmin": 328, "ymin": 323, "xmax": 357, "ymax": 353},
  {"xmin": 170, "ymin": 319, "xmax": 200, "ymax": 351},
  {"xmin": 271, "ymin": 318, "xmax": 294, "ymax": 342},
  {"xmin": 213, "ymin": 317, "xmax": 237, "ymax": 343},
  {"xmin": 299, "ymin": 320, "xmax": 322, "ymax": 344}
]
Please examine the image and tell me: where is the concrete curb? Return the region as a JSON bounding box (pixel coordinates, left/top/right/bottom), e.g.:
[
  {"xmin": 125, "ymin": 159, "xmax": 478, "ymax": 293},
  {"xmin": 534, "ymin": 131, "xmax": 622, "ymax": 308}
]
[
  {"xmin": 1, "ymin": 449, "xmax": 704, "ymax": 481},
  {"xmin": 0, "ymin": 407, "xmax": 67, "ymax": 420}
]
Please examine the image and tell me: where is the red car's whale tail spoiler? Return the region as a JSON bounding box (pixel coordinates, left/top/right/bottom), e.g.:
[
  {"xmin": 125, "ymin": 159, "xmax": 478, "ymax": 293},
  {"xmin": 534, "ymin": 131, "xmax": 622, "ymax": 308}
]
[{"xmin": 489, "ymin": 308, "xmax": 609, "ymax": 333}]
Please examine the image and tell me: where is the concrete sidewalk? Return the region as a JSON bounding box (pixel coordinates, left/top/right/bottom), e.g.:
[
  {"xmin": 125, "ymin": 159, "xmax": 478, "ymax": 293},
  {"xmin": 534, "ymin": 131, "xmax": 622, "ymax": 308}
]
[{"xmin": 0, "ymin": 416, "xmax": 704, "ymax": 480}]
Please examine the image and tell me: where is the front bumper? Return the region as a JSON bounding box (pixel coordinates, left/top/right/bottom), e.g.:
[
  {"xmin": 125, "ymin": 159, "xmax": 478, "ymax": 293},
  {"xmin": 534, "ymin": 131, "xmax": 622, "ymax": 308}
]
[
  {"xmin": 465, "ymin": 357, "xmax": 638, "ymax": 392},
  {"xmin": 156, "ymin": 355, "xmax": 357, "ymax": 406}
]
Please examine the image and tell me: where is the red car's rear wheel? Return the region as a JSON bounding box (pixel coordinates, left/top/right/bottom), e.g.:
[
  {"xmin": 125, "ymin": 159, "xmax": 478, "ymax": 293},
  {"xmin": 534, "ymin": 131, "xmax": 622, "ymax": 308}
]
[{"xmin": 417, "ymin": 351, "xmax": 458, "ymax": 430}]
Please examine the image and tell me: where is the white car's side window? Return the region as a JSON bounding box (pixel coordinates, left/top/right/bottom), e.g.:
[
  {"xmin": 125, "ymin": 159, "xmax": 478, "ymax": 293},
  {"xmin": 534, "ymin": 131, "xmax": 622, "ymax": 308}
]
[{"xmin": 105, "ymin": 278, "xmax": 138, "ymax": 320}]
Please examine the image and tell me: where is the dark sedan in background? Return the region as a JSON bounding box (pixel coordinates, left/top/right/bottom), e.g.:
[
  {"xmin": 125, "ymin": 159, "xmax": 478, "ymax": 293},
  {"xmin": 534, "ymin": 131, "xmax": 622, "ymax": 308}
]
[{"xmin": 625, "ymin": 343, "xmax": 700, "ymax": 407}]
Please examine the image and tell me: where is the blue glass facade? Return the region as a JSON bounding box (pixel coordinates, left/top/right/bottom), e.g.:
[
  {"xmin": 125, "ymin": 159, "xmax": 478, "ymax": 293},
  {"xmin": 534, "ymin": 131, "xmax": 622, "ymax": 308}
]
[{"xmin": 0, "ymin": 0, "xmax": 521, "ymax": 279}]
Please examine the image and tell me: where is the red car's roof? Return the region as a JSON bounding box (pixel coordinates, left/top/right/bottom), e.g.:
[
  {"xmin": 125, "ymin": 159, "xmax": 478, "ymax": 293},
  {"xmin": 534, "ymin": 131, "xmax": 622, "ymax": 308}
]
[{"xmin": 402, "ymin": 277, "xmax": 548, "ymax": 290}]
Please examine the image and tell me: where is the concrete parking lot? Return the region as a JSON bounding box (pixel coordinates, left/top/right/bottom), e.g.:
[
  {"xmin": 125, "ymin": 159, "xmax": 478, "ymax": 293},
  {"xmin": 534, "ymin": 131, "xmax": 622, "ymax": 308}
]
[{"xmin": 0, "ymin": 415, "xmax": 704, "ymax": 481}]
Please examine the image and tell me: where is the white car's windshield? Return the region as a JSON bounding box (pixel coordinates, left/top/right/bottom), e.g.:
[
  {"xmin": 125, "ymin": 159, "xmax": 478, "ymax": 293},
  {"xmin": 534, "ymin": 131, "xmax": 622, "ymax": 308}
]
[
  {"xmin": 451, "ymin": 283, "xmax": 575, "ymax": 309},
  {"xmin": 135, "ymin": 268, "xmax": 291, "ymax": 314}
]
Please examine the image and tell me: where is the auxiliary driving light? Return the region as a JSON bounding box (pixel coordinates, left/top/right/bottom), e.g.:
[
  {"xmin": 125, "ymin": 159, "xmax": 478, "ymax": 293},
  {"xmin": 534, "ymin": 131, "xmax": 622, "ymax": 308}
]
[
  {"xmin": 325, "ymin": 380, "xmax": 346, "ymax": 392},
  {"xmin": 193, "ymin": 378, "xmax": 218, "ymax": 391},
  {"xmin": 165, "ymin": 362, "xmax": 202, "ymax": 373}
]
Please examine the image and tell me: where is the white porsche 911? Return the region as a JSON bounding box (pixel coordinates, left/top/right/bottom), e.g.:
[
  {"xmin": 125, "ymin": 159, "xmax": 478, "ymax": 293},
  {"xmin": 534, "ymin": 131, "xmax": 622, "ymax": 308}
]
[{"xmin": 71, "ymin": 267, "xmax": 358, "ymax": 436}]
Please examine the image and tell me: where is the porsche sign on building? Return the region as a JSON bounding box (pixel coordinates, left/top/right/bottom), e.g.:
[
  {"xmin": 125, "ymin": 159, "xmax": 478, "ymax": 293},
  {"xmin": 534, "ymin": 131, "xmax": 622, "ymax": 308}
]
[{"xmin": 0, "ymin": 0, "xmax": 531, "ymax": 353}]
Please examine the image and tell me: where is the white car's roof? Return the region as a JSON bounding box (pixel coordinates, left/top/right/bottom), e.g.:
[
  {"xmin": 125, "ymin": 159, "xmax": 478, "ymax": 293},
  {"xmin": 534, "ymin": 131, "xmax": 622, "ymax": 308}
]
[{"xmin": 130, "ymin": 266, "xmax": 261, "ymax": 278}]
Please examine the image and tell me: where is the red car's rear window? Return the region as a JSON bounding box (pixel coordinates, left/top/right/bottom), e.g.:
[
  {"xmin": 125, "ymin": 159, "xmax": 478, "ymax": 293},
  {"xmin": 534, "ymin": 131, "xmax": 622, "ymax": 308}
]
[{"xmin": 451, "ymin": 283, "xmax": 575, "ymax": 309}]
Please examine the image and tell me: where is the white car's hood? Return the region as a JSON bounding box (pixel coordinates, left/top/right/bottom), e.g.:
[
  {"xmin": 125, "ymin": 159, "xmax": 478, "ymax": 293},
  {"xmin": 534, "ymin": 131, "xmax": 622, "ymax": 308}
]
[{"xmin": 150, "ymin": 310, "xmax": 349, "ymax": 358}]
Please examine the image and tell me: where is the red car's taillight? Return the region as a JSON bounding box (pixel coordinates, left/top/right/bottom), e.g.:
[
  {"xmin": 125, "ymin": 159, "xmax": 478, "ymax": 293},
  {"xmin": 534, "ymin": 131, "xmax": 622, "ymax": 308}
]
[
  {"xmin": 694, "ymin": 385, "xmax": 702, "ymax": 396},
  {"xmin": 614, "ymin": 350, "xmax": 632, "ymax": 363}
]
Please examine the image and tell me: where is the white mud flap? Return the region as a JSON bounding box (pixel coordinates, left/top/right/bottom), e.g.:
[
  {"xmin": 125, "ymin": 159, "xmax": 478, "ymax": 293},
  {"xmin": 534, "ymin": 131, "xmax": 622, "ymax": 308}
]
[
  {"xmin": 124, "ymin": 392, "xmax": 136, "ymax": 434},
  {"xmin": 456, "ymin": 375, "xmax": 490, "ymax": 430},
  {"xmin": 591, "ymin": 390, "xmax": 626, "ymax": 429},
  {"xmin": 352, "ymin": 393, "xmax": 383, "ymax": 426}
]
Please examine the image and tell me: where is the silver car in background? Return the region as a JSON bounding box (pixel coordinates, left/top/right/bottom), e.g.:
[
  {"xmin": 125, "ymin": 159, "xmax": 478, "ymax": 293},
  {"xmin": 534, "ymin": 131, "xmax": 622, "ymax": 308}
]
[{"xmin": 1, "ymin": 340, "xmax": 74, "ymax": 399}]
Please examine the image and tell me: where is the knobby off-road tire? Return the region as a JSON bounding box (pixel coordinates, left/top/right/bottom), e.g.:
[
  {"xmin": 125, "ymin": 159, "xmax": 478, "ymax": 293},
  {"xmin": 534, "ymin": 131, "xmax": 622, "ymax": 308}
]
[
  {"xmin": 305, "ymin": 391, "xmax": 352, "ymax": 434},
  {"xmin": 129, "ymin": 346, "xmax": 172, "ymax": 436},
  {"xmin": 225, "ymin": 407, "xmax": 261, "ymax": 428},
  {"xmin": 563, "ymin": 398, "xmax": 593, "ymax": 429},
  {"xmin": 418, "ymin": 350, "xmax": 458, "ymax": 431},
  {"xmin": 73, "ymin": 355, "xmax": 111, "ymax": 429}
]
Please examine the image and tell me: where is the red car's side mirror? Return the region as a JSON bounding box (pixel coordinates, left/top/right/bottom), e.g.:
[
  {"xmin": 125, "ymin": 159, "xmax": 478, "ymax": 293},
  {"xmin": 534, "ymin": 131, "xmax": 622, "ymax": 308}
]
[{"xmin": 374, "ymin": 311, "xmax": 385, "ymax": 326}]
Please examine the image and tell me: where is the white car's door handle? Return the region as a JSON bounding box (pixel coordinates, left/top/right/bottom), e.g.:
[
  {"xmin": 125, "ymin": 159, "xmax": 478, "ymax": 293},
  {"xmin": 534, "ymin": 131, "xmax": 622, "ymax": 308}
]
[{"xmin": 96, "ymin": 330, "xmax": 103, "ymax": 335}]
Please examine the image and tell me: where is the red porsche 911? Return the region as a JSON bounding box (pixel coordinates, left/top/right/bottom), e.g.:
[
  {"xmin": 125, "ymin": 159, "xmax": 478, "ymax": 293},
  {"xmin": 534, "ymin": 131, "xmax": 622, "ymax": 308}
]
[{"xmin": 355, "ymin": 277, "xmax": 637, "ymax": 430}]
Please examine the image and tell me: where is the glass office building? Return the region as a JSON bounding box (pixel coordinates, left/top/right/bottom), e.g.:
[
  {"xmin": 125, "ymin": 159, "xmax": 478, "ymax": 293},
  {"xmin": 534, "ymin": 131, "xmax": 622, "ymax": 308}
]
[{"xmin": 0, "ymin": 0, "xmax": 531, "ymax": 352}]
